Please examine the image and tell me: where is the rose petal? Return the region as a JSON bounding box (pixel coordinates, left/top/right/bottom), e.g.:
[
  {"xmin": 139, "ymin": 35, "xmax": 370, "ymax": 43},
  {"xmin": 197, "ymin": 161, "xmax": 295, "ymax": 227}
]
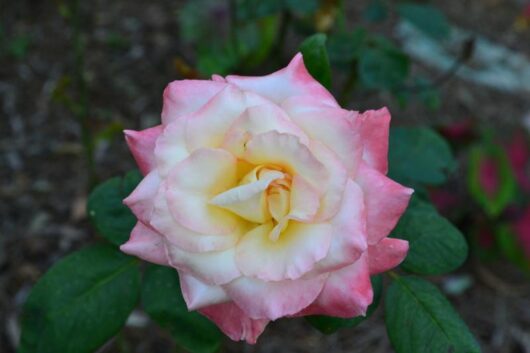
[
  {"xmin": 243, "ymin": 131, "xmax": 328, "ymax": 194},
  {"xmin": 179, "ymin": 273, "xmax": 230, "ymax": 310},
  {"xmin": 358, "ymin": 108, "xmax": 391, "ymax": 174},
  {"xmin": 166, "ymin": 148, "xmax": 241, "ymax": 235},
  {"xmin": 309, "ymin": 141, "xmax": 349, "ymax": 221},
  {"xmin": 226, "ymin": 53, "xmax": 338, "ymax": 106},
  {"xmin": 124, "ymin": 126, "xmax": 163, "ymax": 175},
  {"xmin": 367, "ymin": 237, "xmax": 408, "ymax": 274},
  {"xmin": 123, "ymin": 171, "xmax": 161, "ymax": 224},
  {"xmin": 161, "ymin": 80, "xmax": 226, "ymax": 125},
  {"xmin": 299, "ymin": 254, "xmax": 372, "ymax": 318},
  {"xmin": 209, "ymin": 170, "xmax": 284, "ymax": 223},
  {"xmin": 356, "ymin": 163, "xmax": 414, "ymax": 245},
  {"xmin": 224, "ymin": 273, "xmax": 328, "ymax": 320},
  {"xmin": 154, "ymin": 117, "xmax": 190, "ymax": 177},
  {"xmin": 288, "ymin": 175, "xmax": 320, "ymax": 222},
  {"xmin": 120, "ymin": 222, "xmax": 169, "ymax": 266},
  {"xmin": 236, "ymin": 222, "xmax": 332, "ymax": 281},
  {"xmin": 185, "ymin": 85, "xmax": 269, "ymax": 151},
  {"xmin": 166, "ymin": 245, "xmax": 241, "ymax": 286},
  {"xmin": 199, "ymin": 302, "xmax": 269, "ymax": 344},
  {"xmin": 222, "ymin": 103, "xmax": 310, "ymax": 156},
  {"xmin": 282, "ymin": 96, "xmax": 362, "ymax": 175},
  {"xmin": 150, "ymin": 184, "xmax": 241, "ymax": 253},
  {"xmin": 315, "ymin": 180, "xmax": 367, "ymax": 272}
]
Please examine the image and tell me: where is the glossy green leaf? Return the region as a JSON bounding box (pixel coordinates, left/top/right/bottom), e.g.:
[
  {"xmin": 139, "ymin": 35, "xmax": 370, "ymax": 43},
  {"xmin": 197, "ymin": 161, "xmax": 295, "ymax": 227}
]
[
  {"xmin": 18, "ymin": 245, "xmax": 141, "ymax": 353},
  {"xmin": 142, "ymin": 265, "xmax": 222, "ymax": 353},
  {"xmin": 397, "ymin": 3, "xmax": 450, "ymax": 40},
  {"xmin": 467, "ymin": 143, "xmax": 516, "ymax": 217},
  {"xmin": 393, "ymin": 196, "xmax": 468, "ymax": 275},
  {"xmin": 385, "ymin": 276, "xmax": 481, "ymax": 353},
  {"xmin": 363, "ymin": 0, "xmax": 388, "ymax": 23},
  {"xmin": 306, "ymin": 275, "xmax": 382, "ymax": 334},
  {"xmin": 358, "ymin": 44, "xmax": 410, "ymax": 89},
  {"xmin": 327, "ymin": 28, "xmax": 366, "ymax": 64},
  {"xmin": 388, "ymin": 127, "xmax": 455, "ymax": 186},
  {"xmin": 284, "ymin": 0, "xmax": 319, "ymax": 14},
  {"xmin": 87, "ymin": 170, "xmax": 141, "ymax": 246},
  {"xmin": 300, "ymin": 33, "xmax": 332, "ymax": 89}
]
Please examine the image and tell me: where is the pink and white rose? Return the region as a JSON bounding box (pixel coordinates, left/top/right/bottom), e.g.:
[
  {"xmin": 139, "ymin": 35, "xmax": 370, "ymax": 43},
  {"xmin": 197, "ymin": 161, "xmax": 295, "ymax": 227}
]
[{"xmin": 121, "ymin": 53, "xmax": 413, "ymax": 343}]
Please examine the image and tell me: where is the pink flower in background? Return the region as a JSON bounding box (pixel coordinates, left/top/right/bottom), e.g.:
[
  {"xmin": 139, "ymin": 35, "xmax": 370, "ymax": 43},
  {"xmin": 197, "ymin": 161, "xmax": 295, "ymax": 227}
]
[
  {"xmin": 478, "ymin": 156, "xmax": 500, "ymax": 197},
  {"xmin": 120, "ymin": 54, "xmax": 412, "ymax": 343}
]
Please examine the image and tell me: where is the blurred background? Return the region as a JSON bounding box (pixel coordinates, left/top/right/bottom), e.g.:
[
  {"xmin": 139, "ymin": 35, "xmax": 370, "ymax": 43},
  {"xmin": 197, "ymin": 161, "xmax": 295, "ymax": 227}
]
[{"xmin": 1, "ymin": 0, "xmax": 530, "ymax": 352}]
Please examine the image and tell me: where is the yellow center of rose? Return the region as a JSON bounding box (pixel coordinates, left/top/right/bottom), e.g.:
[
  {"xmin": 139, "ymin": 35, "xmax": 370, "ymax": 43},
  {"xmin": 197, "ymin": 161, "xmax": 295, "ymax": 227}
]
[{"xmin": 209, "ymin": 164, "xmax": 296, "ymax": 241}]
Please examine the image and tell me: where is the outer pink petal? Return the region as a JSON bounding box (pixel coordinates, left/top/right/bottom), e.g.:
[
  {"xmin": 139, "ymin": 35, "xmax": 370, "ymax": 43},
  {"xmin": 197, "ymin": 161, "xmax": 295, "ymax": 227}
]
[
  {"xmin": 161, "ymin": 80, "xmax": 226, "ymax": 125},
  {"xmin": 120, "ymin": 222, "xmax": 169, "ymax": 266},
  {"xmin": 199, "ymin": 302, "xmax": 269, "ymax": 344},
  {"xmin": 357, "ymin": 108, "xmax": 391, "ymax": 174},
  {"xmin": 355, "ymin": 163, "xmax": 414, "ymax": 245},
  {"xmin": 123, "ymin": 171, "xmax": 161, "ymax": 224},
  {"xmin": 315, "ymin": 180, "xmax": 367, "ymax": 272},
  {"xmin": 166, "ymin": 244, "xmax": 241, "ymax": 285},
  {"xmin": 298, "ymin": 254, "xmax": 372, "ymax": 318},
  {"xmin": 235, "ymin": 222, "xmax": 332, "ymax": 281},
  {"xmin": 367, "ymin": 238, "xmax": 409, "ymax": 275},
  {"xmin": 124, "ymin": 125, "xmax": 163, "ymax": 175},
  {"xmin": 224, "ymin": 274, "xmax": 328, "ymax": 320},
  {"xmin": 226, "ymin": 53, "xmax": 338, "ymax": 106},
  {"xmin": 178, "ymin": 273, "xmax": 230, "ymax": 310},
  {"xmin": 282, "ymin": 96, "xmax": 362, "ymax": 175},
  {"xmin": 166, "ymin": 148, "xmax": 240, "ymax": 235},
  {"xmin": 150, "ymin": 184, "xmax": 241, "ymax": 253},
  {"xmin": 154, "ymin": 117, "xmax": 190, "ymax": 177}
]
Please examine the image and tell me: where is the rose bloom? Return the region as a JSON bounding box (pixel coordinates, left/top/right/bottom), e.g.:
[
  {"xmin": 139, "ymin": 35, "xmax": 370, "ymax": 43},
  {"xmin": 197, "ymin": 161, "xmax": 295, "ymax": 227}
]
[{"xmin": 121, "ymin": 54, "xmax": 413, "ymax": 343}]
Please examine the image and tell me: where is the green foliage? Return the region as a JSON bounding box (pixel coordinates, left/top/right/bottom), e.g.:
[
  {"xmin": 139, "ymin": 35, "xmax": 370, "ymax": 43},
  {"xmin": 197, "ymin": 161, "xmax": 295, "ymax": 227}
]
[
  {"xmin": 388, "ymin": 127, "xmax": 455, "ymax": 186},
  {"xmin": 495, "ymin": 225, "xmax": 530, "ymax": 271},
  {"xmin": 87, "ymin": 170, "xmax": 142, "ymax": 246},
  {"xmin": 306, "ymin": 275, "xmax": 382, "ymax": 334},
  {"xmin": 358, "ymin": 39, "xmax": 410, "ymax": 90},
  {"xmin": 327, "ymin": 28, "xmax": 367, "ymax": 65},
  {"xmin": 142, "ymin": 265, "xmax": 223, "ymax": 353},
  {"xmin": 397, "ymin": 3, "xmax": 451, "ymax": 40},
  {"xmin": 393, "ymin": 196, "xmax": 468, "ymax": 275},
  {"xmin": 363, "ymin": 0, "xmax": 388, "ymax": 23},
  {"xmin": 18, "ymin": 245, "xmax": 141, "ymax": 353},
  {"xmin": 385, "ymin": 276, "xmax": 481, "ymax": 353},
  {"xmin": 300, "ymin": 33, "xmax": 332, "ymax": 89},
  {"xmin": 467, "ymin": 143, "xmax": 516, "ymax": 217}
]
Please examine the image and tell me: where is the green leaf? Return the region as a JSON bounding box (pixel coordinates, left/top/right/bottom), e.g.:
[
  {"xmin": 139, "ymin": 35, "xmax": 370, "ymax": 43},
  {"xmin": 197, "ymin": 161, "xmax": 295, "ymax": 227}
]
[
  {"xmin": 327, "ymin": 28, "xmax": 367, "ymax": 65},
  {"xmin": 358, "ymin": 43, "xmax": 410, "ymax": 90},
  {"xmin": 284, "ymin": 0, "xmax": 319, "ymax": 14},
  {"xmin": 235, "ymin": 0, "xmax": 284, "ymax": 21},
  {"xmin": 388, "ymin": 127, "xmax": 455, "ymax": 186},
  {"xmin": 397, "ymin": 3, "xmax": 451, "ymax": 40},
  {"xmin": 306, "ymin": 275, "xmax": 382, "ymax": 334},
  {"xmin": 467, "ymin": 143, "xmax": 516, "ymax": 217},
  {"xmin": 18, "ymin": 245, "xmax": 141, "ymax": 353},
  {"xmin": 385, "ymin": 276, "xmax": 481, "ymax": 353},
  {"xmin": 363, "ymin": 0, "xmax": 388, "ymax": 23},
  {"xmin": 87, "ymin": 170, "xmax": 142, "ymax": 246},
  {"xmin": 300, "ymin": 33, "xmax": 332, "ymax": 89},
  {"xmin": 393, "ymin": 196, "xmax": 468, "ymax": 275},
  {"xmin": 142, "ymin": 265, "xmax": 223, "ymax": 353}
]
